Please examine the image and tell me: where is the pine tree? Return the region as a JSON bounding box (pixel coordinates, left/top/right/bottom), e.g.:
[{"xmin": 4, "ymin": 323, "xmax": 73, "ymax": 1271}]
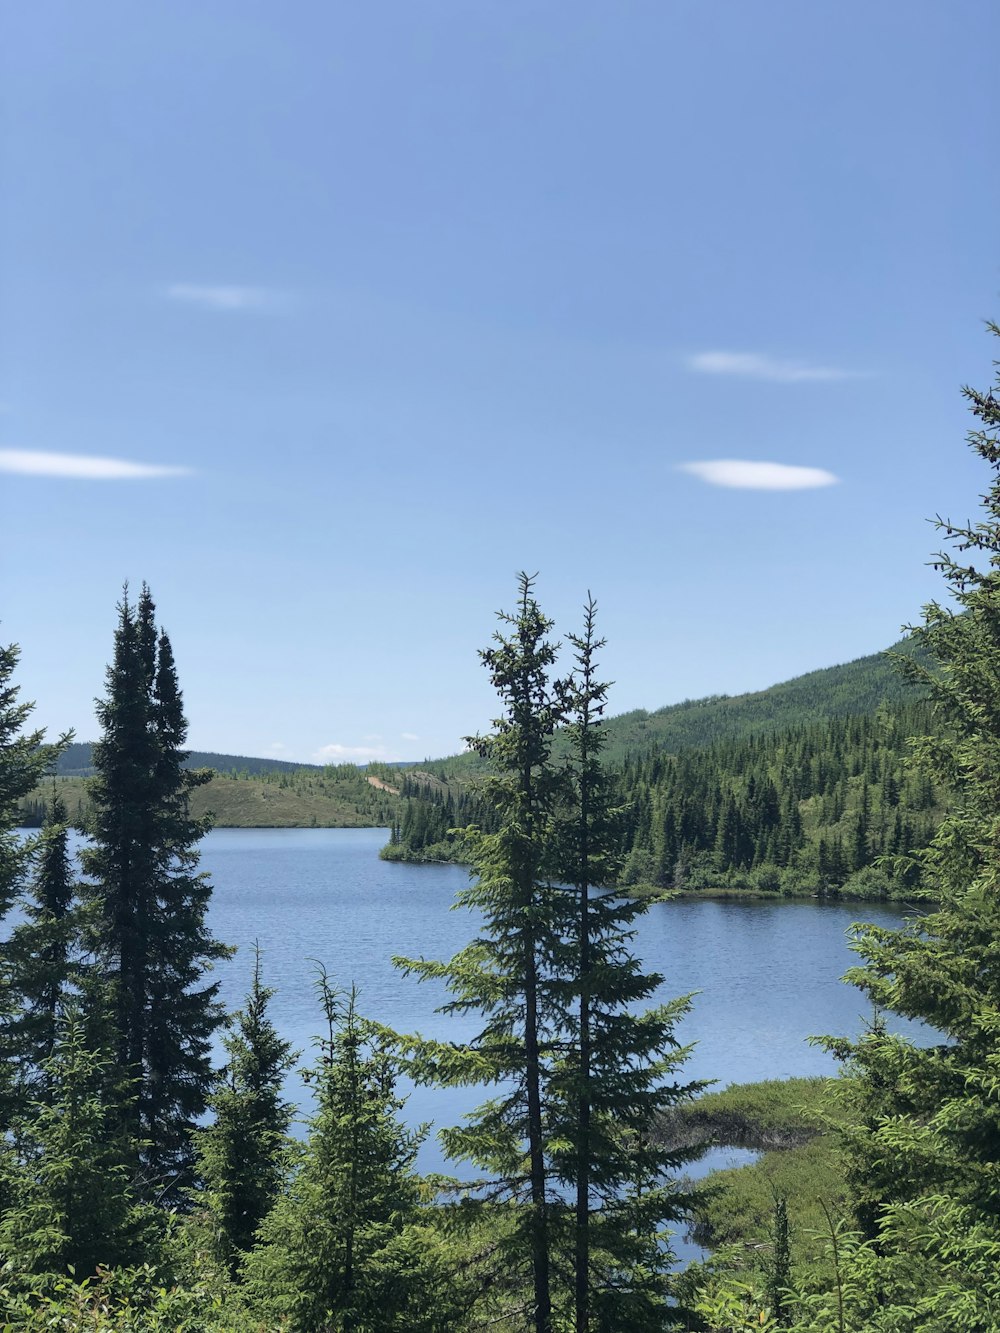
[
  {"xmin": 396, "ymin": 579, "xmax": 701, "ymax": 1330},
  {"xmin": 550, "ymin": 597, "xmax": 701, "ymax": 1331},
  {"xmin": 196, "ymin": 945, "xmax": 296, "ymax": 1274},
  {"xmin": 5, "ymin": 791, "xmax": 80, "ymax": 1101},
  {"xmin": 828, "ymin": 323, "xmax": 1000, "ymax": 1320},
  {"xmin": 0, "ymin": 641, "xmax": 68, "ymax": 1127},
  {"xmin": 245, "ymin": 974, "xmax": 459, "ymax": 1331},
  {"xmin": 81, "ymin": 585, "xmax": 229, "ymax": 1194},
  {"xmin": 0, "ymin": 1009, "xmax": 154, "ymax": 1282},
  {"xmin": 395, "ymin": 573, "xmax": 565, "ymax": 1331}
]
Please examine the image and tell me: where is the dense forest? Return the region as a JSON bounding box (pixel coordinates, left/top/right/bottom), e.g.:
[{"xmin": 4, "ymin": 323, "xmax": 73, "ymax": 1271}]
[
  {"xmin": 384, "ymin": 696, "xmax": 945, "ymax": 899},
  {"xmin": 1, "ymin": 327, "xmax": 999, "ymax": 1329}
]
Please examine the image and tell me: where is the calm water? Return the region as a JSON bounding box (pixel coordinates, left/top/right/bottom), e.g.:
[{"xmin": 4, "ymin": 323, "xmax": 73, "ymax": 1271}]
[
  {"xmin": 21, "ymin": 824, "xmax": 924, "ymax": 1260},
  {"xmin": 197, "ymin": 829, "xmax": 923, "ymax": 1146}
]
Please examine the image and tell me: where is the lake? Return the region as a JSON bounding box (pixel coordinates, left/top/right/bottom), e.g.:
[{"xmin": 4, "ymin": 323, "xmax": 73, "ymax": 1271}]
[
  {"xmin": 197, "ymin": 828, "xmax": 920, "ymax": 1146},
  {"xmin": 20, "ymin": 823, "xmax": 923, "ymax": 1262}
]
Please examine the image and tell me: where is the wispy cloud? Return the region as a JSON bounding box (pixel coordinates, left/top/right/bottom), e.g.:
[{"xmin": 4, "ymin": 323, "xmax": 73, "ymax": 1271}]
[
  {"xmin": 165, "ymin": 283, "xmax": 280, "ymax": 312},
  {"xmin": 401, "ymin": 732, "xmax": 419, "ymax": 742},
  {"xmin": 314, "ymin": 742, "xmax": 399, "ymax": 763},
  {"xmin": 0, "ymin": 449, "xmax": 193, "ymax": 480},
  {"xmin": 686, "ymin": 351, "xmax": 853, "ymax": 383},
  {"xmin": 677, "ymin": 459, "xmax": 839, "ymax": 491}
]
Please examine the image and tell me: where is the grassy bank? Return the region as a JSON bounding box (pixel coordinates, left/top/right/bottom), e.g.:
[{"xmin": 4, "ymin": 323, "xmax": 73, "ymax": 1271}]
[{"xmin": 658, "ymin": 1078, "xmax": 850, "ymax": 1265}]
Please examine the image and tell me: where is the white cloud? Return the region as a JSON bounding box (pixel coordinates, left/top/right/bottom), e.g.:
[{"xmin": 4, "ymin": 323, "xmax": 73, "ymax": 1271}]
[
  {"xmin": 686, "ymin": 351, "xmax": 853, "ymax": 383},
  {"xmin": 0, "ymin": 449, "xmax": 193, "ymax": 480},
  {"xmin": 677, "ymin": 459, "xmax": 839, "ymax": 491},
  {"xmin": 165, "ymin": 283, "xmax": 278, "ymax": 311},
  {"xmin": 267, "ymin": 742, "xmax": 287, "ymax": 753},
  {"xmin": 401, "ymin": 732, "xmax": 419, "ymax": 742},
  {"xmin": 314, "ymin": 742, "xmax": 399, "ymax": 763}
]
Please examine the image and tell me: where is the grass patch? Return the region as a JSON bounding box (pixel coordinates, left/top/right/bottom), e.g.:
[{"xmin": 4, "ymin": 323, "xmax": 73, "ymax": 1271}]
[
  {"xmin": 19, "ymin": 768, "xmax": 401, "ymax": 830},
  {"xmin": 659, "ymin": 1077, "xmax": 851, "ymax": 1266}
]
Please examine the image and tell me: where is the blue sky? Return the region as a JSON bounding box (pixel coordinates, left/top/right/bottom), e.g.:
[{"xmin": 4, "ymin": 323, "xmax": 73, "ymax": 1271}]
[{"xmin": 2, "ymin": 1, "xmax": 998, "ymax": 764}]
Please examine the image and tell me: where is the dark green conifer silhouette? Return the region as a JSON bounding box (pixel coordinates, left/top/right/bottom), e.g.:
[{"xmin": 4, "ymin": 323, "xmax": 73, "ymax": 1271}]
[
  {"xmin": 828, "ymin": 323, "xmax": 1000, "ymax": 1321},
  {"xmin": 196, "ymin": 944, "xmax": 296, "ymax": 1273},
  {"xmin": 81, "ymin": 585, "xmax": 229, "ymax": 1194},
  {"xmin": 0, "ymin": 1010, "xmax": 153, "ymax": 1282},
  {"xmin": 0, "ymin": 640, "xmax": 68, "ymax": 1128},
  {"xmin": 550, "ymin": 596, "xmax": 700, "ymax": 1332},
  {"xmin": 246, "ymin": 974, "xmax": 460, "ymax": 1331},
  {"xmin": 6, "ymin": 791, "xmax": 80, "ymax": 1102}
]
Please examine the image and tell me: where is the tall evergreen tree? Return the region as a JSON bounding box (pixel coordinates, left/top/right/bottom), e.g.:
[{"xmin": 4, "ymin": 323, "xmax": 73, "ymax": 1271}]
[
  {"xmin": 196, "ymin": 945, "xmax": 296, "ymax": 1274},
  {"xmin": 396, "ymin": 579, "xmax": 701, "ymax": 1330},
  {"xmin": 396, "ymin": 573, "xmax": 565, "ymax": 1332},
  {"xmin": 0, "ymin": 640, "xmax": 68, "ymax": 1127},
  {"xmin": 550, "ymin": 597, "xmax": 701, "ymax": 1332},
  {"xmin": 5, "ymin": 791, "xmax": 80, "ymax": 1101},
  {"xmin": 81, "ymin": 585, "xmax": 229, "ymax": 1194},
  {"xmin": 0, "ymin": 642, "xmax": 66, "ymax": 916},
  {"xmin": 827, "ymin": 323, "xmax": 1000, "ymax": 1323}
]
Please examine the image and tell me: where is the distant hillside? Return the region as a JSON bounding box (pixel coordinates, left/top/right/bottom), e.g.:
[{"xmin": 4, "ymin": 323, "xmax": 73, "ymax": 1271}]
[
  {"xmin": 20, "ymin": 763, "xmax": 401, "ymax": 830},
  {"xmin": 55, "ymin": 742, "xmax": 324, "ymax": 779},
  {"xmin": 416, "ymin": 636, "xmax": 927, "ymax": 779},
  {"xmin": 385, "ymin": 636, "xmax": 944, "ymax": 898},
  {"xmin": 592, "ymin": 635, "xmax": 926, "ymax": 765}
]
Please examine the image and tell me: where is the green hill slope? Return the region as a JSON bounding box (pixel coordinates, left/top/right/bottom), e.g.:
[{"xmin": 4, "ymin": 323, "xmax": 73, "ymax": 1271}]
[
  {"xmin": 592, "ymin": 636, "xmax": 925, "ymax": 764},
  {"xmin": 386, "ymin": 638, "xmax": 941, "ymax": 898},
  {"xmin": 20, "ymin": 764, "xmax": 401, "ymax": 830},
  {"xmin": 54, "ymin": 742, "xmax": 324, "ymax": 779},
  {"xmin": 417, "ymin": 636, "xmax": 926, "ymax": 780}
]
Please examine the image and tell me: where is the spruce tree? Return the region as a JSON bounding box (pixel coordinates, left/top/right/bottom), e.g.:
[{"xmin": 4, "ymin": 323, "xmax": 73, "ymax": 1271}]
[
  {"xmin": 395, "ymin": 573, "xmax": 565, "ymax": 1332},
  {"xmin": 0, "ymin": 642, "xmax": 66, "ymax": 914},
  {"xmin": 0, "ymin": 640, "xmax": 68, "ymax": 1127},
  {"xmin": 396, "ymin": 579, "xmax": 701, "ymax": 1330},
  {"xmin": 550, "ymin": 597, "xmax": 701, "ymax": 1332},
  {"xmin": 0, "ymin": 1009, "xmax": 154, "ymax": 1282},
  {"xmin": 828, "ymin": 323, "xmax": 1000, "ymax": 1321},
  {"xmin": 5, "ymin": 791, "xmax": 80, "ymax": 1101},
  {"xmin": 81, "ymin": 585, "xmax": 229, "ymax": 1194},
  {"xmin": 196, "ymin": 945, "xmax": 296, "ymax": 1274},
  {"xmin": 245, "ymin": 975, "xmax": 460, "ymax": 1331}
]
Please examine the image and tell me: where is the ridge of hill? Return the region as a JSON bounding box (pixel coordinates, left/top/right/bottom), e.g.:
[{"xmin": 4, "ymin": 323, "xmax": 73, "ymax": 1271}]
[
  {"xmin": 21, "ymin": 763, "xmax": 401, "ymax": 831},
  {"xmin": 385, "ymin": 636, "xmax": 942, "ymax": 899},
  {"xmin": 415, "ymin": 635, "xmax": 925, "ymax": 779},
  {"xmin": 54, "ymin": 742, "xmax": 325, "ymax": 779}
]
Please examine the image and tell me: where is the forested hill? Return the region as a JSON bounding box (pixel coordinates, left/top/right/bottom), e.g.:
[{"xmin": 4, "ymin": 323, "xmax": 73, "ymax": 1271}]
[
  {"xmin": 385, "ymin": 637, "xmax": 942, "ymax": 898},
  {"xmin": 591, "ymin": 635, "xmax": 925, "ymax": 764},
  {"xmin": 418, "ymin": 635, "xmax": 926, "ymax": 780},
  {"xmin": 55, "ymin": 741, "xmax": 324, "ymax": 779}
]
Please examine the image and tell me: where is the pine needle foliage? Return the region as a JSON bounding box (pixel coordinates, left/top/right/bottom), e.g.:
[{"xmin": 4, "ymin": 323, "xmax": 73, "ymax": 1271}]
[
  {"xmin": 549, "ymin": 596, "xmax": 702, "ymax": 1331},
  {"xmin": 195, "ymin": 944, "xmax": 296, "ymax": 1275},
  {"xmin": 80, "ymin": 585, "xmax": 230, "ymax": 1195},
  {"xmin": 822, "ymin": 323, "xmax": 1000, "ymax": 1323},
  {"xmin": 245, "ymin": 973, "xmax": 459, "ymax": 1331},
  {"xmin": 5, "ymin": 791, "xmax": 82, "ymax": 1104}
]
